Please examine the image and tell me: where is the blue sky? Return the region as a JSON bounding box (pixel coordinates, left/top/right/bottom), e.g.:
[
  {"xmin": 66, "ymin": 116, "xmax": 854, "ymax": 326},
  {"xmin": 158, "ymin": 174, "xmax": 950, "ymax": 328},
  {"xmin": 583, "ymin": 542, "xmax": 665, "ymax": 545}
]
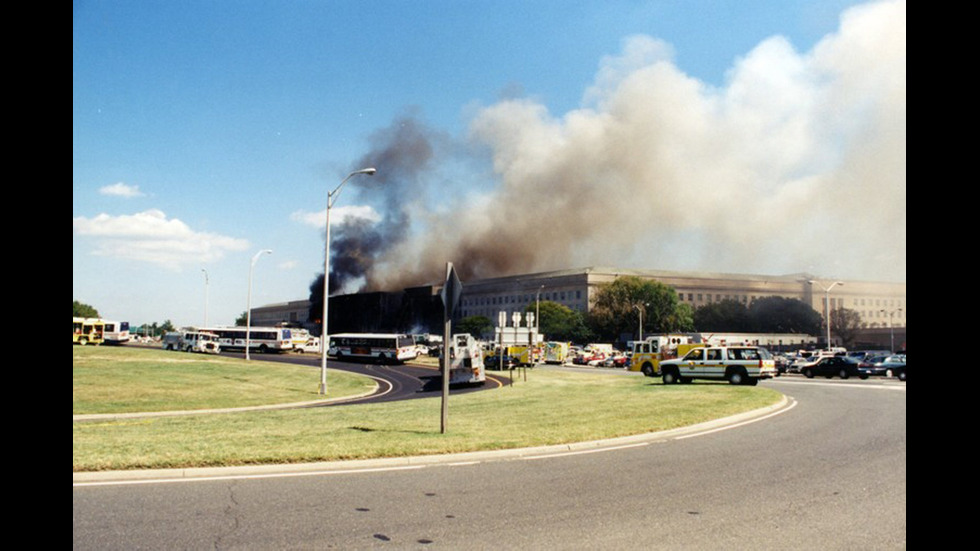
[{"xmin": 73, "ymin": 0, "xmax": 905, "ymax": 328}]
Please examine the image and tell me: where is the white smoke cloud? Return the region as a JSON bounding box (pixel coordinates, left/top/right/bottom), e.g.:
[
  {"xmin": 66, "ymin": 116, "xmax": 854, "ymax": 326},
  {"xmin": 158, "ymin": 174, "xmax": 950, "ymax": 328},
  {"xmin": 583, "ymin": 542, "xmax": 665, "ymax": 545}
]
[{"xmin": 361, "ymin": 0, "xmax": 906, "ymax": 289}]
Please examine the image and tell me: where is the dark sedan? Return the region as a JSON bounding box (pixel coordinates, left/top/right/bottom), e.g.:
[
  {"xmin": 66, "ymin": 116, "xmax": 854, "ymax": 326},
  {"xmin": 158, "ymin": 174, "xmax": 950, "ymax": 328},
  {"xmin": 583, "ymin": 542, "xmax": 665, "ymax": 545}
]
[
  {"xmin": 859, "ymin": 354, "xmax": 891, "ymax": 376},
  {"xmin": 801, "ymin": 356, "xmax": 870, "ymax": 380}
]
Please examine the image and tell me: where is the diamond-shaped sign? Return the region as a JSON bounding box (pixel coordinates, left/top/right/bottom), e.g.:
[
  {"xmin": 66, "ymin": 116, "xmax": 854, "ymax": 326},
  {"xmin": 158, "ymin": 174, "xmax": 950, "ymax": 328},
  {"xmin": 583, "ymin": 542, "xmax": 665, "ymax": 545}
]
[{"xmin": 440, "ymin": 263, "xmax": 463, "ymax": 317}]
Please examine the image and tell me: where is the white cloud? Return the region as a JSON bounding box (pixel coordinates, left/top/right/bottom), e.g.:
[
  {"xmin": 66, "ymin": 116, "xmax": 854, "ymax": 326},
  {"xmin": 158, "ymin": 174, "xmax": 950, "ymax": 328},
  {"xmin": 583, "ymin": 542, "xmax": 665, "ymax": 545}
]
[
  {"xmin": 99, "ymin": 182, "xmax": 144, "ymax": 198},
  {"xmin": 290, "ymin": 205, "xmax": 382, "ymax": 229},
  {"xmin": 73, "ymin": 209, "xmax": 249, "ymax": 269}
]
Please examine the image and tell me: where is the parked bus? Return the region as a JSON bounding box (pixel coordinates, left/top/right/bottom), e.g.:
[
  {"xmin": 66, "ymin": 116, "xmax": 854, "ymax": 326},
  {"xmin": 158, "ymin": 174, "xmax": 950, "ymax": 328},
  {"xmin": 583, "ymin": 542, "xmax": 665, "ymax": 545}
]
[
  {"xmin": 328, "ymin": 333, "xmax": 418, "ymax": 364},
  {"xmin": 201, "ymin": 326, "xmax": 294, "ymax": 353},
  {"xmin": 73, "ymin": 317, "xmax": 105, "ymax": 346},
  {"xmin": 102, "ymin": 320, "xmax": 131, "ymax": 345}
]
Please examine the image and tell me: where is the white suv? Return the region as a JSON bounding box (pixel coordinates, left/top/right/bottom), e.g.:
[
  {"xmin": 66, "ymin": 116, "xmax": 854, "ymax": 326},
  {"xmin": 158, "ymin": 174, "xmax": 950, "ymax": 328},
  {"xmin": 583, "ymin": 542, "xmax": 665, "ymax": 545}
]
[{"xmin": 657, "ymin": 346, "xmax": 776, "ymax": 386}]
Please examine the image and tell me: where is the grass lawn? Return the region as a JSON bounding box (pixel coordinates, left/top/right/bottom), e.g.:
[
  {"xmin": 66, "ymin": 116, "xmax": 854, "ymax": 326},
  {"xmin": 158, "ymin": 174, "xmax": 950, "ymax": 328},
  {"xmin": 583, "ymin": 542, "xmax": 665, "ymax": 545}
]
[
  {"xmin": 73, "ymin": 346, "xmax": 782, "ymax": 472},
  {"xmin": 73, "ymin": 346, "xmax": 374, "ymax": 414}
]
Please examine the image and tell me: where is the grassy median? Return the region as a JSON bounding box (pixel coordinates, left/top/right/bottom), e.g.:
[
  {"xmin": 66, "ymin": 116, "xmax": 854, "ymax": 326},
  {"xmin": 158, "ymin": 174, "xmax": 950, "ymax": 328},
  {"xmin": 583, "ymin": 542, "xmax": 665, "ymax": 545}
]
[
  {"xmin": 73, "ymin": 346, "xmax": 781, "ymax": 472},
  {"xmin": 73, "ymin": 346, "xmax": 374, "ymax": 414}
]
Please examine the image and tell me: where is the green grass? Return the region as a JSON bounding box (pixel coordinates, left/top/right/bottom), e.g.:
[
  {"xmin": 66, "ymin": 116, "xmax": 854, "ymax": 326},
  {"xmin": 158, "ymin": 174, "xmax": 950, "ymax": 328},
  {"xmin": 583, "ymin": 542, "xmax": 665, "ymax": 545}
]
[
  {"xmin": 73, "ymin": 346, "xmax": 781, "ymax": 472},
  {"xmin": 73, "ymin": 346, "xmax": 375, "ymax": 414}
]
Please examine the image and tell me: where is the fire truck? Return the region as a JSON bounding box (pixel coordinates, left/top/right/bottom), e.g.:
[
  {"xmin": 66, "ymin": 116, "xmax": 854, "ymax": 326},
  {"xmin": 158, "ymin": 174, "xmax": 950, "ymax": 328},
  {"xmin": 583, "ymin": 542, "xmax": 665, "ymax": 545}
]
[{"xmin": 628, "ymin": 334, "xmax": 703, "ymax": 376}]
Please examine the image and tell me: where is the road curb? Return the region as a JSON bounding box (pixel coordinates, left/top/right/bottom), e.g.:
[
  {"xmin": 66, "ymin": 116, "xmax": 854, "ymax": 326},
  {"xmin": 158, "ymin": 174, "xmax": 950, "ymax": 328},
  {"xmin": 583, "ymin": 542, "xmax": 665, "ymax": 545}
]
[{"xmin": 73, "ymin": 394, "xmax": 790, "ymax": 484}]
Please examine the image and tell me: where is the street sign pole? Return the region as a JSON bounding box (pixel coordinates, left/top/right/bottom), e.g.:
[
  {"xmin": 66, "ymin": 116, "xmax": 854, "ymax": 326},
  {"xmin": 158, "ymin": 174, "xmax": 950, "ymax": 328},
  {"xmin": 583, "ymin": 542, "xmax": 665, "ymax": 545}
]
[{"xmin": 439, "ymin": 262, "xmax": 462, "ymax": 434}]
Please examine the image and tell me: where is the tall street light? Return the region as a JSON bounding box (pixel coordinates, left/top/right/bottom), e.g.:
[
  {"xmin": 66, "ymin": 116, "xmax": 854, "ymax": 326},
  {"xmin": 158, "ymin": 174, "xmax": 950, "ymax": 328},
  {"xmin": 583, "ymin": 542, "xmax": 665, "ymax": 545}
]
[
  {"xmin": 201, "ymin": 268, "xmax": 209, "ymax": 327},
  {"xmin": 245, "ymin": 249, "xmax": 273, "ymax": 361},
  {"xmin": 321, "ymin": 167, "xmax": 377, "ymax": 395},
  {"xmin": 633, "ymin": 302, "xmax": 649, "ymax": 342},
  {"xmin": 535, "ymin": 285, "xmax": 544, "ymax": 334},
  {"xmin": 880, "ymin": 308, "xmax": 902, "ymax": 352},
  {"xmin": 809, "ymin": 280, "xmax": 843, "ymax": 349}
]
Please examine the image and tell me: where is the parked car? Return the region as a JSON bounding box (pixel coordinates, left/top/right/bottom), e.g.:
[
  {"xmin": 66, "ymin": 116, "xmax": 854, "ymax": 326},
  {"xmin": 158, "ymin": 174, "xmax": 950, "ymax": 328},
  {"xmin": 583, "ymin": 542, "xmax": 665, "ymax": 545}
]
[
  {"xmin": 801, "ymin": 356, "xmax": 869, "ymax": 380},
  {"xmin": 889, "ymin": 363, "xmax": 906, "ymax": 381},
  {"xmin": 788, "ymin": 354, "xmax": 820, "ymax": 374},
  {"xmin": 858, "ymin": 354, "xmax": 890, "ymax": 376},
  {"xmin": 773, "ymin": 353, "xmax": 791, "ymax": 374},
  {"xmin": 847, "ymin": 350, "xmax": 890, "ymax": 362},
  {"xmin": 877, "ymin": 355, "xmax": 906, "ymax": 380},
  {"xmin": 601, "ymin": 353, "xmax": 629, "ymax": 368},
  {"xmin": 486, "ymin": 351, "xmax": 517, "ymax": 369}
]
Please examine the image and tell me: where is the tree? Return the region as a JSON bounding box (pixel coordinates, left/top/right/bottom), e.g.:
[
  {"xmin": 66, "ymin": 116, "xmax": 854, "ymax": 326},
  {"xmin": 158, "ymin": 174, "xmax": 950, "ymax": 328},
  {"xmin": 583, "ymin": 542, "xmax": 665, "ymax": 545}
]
[
  {"xmin": 670, "ymin": 303, "xmax": 696, "ymax": 334},
  {"xmin": 524, "ymin": 301, "xmax": 592, "ymax": 343},
  {"xmin": 830, "ymin": 308, "xmax": 863, "ymax": 348},
  {"xmin": 235, "ymin": 311, "xmax": 249, "ymax": 326},
  {"xmin": 694, "ymin": 299, "xmax": 751, "ymax": 332},
  {"xmin": 747, "ymin": 296, "xmax": 822, "ymax": 334},
  {"xmin": 456, "ymin": 315, "xmax": 493, "ymax": 338},
  {"xmin": 73, "ymin": 300, "xmax": 100, "ymax": 318},
  {"xmin": 588, "ymin": 276, "xmax": 688, "ymax": 341}
]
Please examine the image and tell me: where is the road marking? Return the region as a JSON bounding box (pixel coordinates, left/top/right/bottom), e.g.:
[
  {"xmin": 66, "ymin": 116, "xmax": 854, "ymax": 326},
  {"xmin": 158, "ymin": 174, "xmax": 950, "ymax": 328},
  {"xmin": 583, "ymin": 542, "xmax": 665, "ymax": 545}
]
[
  {"xmin": 675, "ymin": 398, "xmax": 798, "ymax": 440},
  {"xmin": 73, "ymin": 464, "xmax": 429, "ymax": 487},
  {"xmin": 769, "ymin": 378, "xmax": 906, "ymax": 390},
  {"xmin": 521, "ymin": 441, "xmax": 651, "ymax": 460}
]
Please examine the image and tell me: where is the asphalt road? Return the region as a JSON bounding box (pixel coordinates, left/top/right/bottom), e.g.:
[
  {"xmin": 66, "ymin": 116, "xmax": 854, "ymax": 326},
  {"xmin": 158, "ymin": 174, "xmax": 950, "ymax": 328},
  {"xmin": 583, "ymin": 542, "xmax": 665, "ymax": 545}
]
[
  {"xmin": 272, "ymin": 352, "xmax": 511, "ymax": 404},
  {"xmin": 73, "ymin": 377, "xmax": 905, "ymax": 549}
]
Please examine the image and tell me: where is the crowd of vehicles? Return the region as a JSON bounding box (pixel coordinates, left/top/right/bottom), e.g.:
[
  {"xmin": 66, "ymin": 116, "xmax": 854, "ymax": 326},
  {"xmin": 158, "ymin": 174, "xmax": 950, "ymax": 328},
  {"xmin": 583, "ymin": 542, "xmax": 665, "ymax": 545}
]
[
  {"xmin": 83, "ymin": 318, "xmax": 905, "ymax": 383},
  {"xmin": 783, "ymin": 348, "xmax": 906, "ymax": 381}
]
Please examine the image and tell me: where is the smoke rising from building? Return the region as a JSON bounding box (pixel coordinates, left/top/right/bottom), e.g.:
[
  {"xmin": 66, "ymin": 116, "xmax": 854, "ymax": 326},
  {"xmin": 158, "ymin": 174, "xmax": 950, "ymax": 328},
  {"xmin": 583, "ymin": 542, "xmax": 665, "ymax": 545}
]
[{"xmin": 326, "ymin": 0, "xmax": 905, "ymax": 294}]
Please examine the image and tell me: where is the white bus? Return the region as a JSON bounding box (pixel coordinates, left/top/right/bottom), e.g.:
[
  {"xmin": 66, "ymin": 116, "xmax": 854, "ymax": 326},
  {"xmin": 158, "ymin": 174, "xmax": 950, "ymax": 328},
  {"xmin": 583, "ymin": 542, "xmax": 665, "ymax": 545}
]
[
  {"xmin": 102, "ymin": 320, "xmax": 130, "ymax": 345},
  {"xmin": 328, "ymin": 333, "xmax": 418, "ymax": 364},
  {"xmin": 202, "ymin": 326, "xmax": 294, "ymax": 353}
]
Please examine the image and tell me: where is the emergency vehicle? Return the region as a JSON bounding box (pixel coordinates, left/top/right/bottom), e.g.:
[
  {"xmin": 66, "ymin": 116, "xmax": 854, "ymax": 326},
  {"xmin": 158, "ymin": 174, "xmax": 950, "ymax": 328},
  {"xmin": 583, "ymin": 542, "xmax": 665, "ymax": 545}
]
[
  {"xmin": 542, "ymin": 341, "xmax": 570, "ymax": 364},
  {"xmin": 628, "ymin": 334, "xmax": 702, "ymax": 376},
  {"xmin": 447, "ymin": 333, "xmax": 485, "ymax": 384}
]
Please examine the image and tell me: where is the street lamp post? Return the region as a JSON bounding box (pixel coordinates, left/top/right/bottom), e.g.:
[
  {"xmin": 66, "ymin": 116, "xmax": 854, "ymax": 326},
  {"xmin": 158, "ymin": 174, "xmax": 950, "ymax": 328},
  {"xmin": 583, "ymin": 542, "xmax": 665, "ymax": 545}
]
[
  {"xmin": 633, "ymin": 302, "xmax": 648, "ymax": 342},
  {"xmin": 201, "ymin": 268, "xmax": 209, "ymax": 327},
  {"xmin": 880, "ymin": 308, "xmax": 902, "ymax": 352},
  {"xmin": 245, "ymin": 249, "xmax": 273, "ymax": 360},
  {"xmin": 535, "ymin": 285, "xmax": 544, "ymax": 334},
  {"xmin": 809, "ymin": 280, "xmax": 843, "ymax": 349},
  {"xmin": 321, "ymin": 167, "xmax": 377, "ymax": 395}
]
